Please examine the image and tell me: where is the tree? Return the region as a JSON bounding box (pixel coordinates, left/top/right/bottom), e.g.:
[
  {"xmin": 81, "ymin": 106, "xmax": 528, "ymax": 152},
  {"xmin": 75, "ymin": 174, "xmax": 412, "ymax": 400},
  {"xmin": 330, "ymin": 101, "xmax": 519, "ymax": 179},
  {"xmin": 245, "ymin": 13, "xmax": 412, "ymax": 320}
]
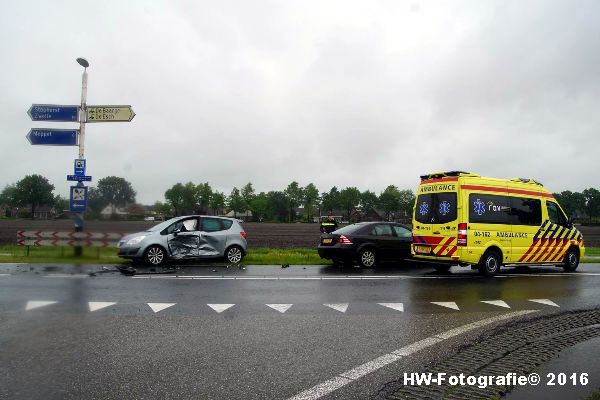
[
  {"xmin": 165, "ymin": 183, "xmax": 186, "ymax": 216},
  {"xmin": 210, "ymin": 191, "xmax": 226, "ymax": 215},
  {"xmin": 241, "ymin": 182, "xmax": 255, "ymax": 211},
  {"xmin": 321, "ymin": 186, "xmax": 341, "ymax": 213},
  {"xmin": 53, "ymin": 195, "xmax": 69, "ymax": 213},
  {"xmin": 196, "ymin": 182, "xmax": 212, "ymax": 214},
  {"xmin": 379, "ymin": 185, "xmax": 401, "ymax": 220},
  {"xmin": 86, "ymin": 187, "xmax": 106, "ymax": 218},
  {"xmin": 554, "ymin": 190, "xmax": 586, "ymax": 218},
  {"xmin": 303, "ymin": 183, "xmax": 320, "ymax": 222},
  {"xmin": 360, "ymin": 190, "xmax": 379, "ymax": 211},
  {"xmin": 13, "ymin": 174, "xmax": 55, "ymax": 219},
  {"xmin": 249, "ymin": 192, "xmax": 269, "ymax": 222},
  {"xmin": 0, "ymin": 184, "xmax": 18, "ymax": 213},
  {"xmin": 228, "ymin": 187, "xmax": 245, "ymax": 217},
  {"xmin": 583, "ymin": 188, "xmax": 600, "ymax": 222},
  {"xmin": 339, "ymin": 187, "xmax": 361, "ymax": 220},
  {"xmin": 153, "ymin": 201, "xmax": 172, "ymax": 219},
  {"xmin": 97, "ymin": 176, "xmax": 136, "ymax": 216},
  {"xmin": 284, "ymin": 181, "xmax": 304, "ymax": 222},
  {"xmin": 266, "ymin": 191, "xmax": 288, "ymax": 222},
  {"xmin": 181, "ymin": 182, "xmax": 197, "ymax": 213},
  {"xmin": 398, "ymin": 189, "xmax": 416, "ymax": 217}
]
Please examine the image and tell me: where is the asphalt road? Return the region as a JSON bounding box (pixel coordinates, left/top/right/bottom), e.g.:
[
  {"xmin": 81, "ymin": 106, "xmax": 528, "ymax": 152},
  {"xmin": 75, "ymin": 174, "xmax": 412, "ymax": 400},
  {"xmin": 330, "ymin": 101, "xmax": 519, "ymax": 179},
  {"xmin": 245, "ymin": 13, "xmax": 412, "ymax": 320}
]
[{"xmin": 1, "ymin": 262, "xmax": 600, "ymax": 399}]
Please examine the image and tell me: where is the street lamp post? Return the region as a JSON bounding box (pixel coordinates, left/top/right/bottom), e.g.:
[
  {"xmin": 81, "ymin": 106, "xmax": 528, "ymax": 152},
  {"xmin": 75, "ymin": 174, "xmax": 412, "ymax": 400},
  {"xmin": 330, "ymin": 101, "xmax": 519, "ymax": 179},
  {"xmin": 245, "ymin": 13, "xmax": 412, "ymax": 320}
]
[{"xmin": 74, "ymin": 57, "xmax": 89, "ymax": 256}]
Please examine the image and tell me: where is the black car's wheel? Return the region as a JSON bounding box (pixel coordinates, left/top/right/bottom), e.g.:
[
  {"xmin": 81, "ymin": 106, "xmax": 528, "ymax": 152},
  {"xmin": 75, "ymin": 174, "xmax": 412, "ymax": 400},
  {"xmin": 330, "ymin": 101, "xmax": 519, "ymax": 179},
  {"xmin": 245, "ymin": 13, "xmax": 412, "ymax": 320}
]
[
  {"xmin": 358, "ymin": 248, "xmax": 377, "ymax": 268},
  {"xmin": 562, "ymin": 248, "xmax": 579, "ymax": 272},
  {"xmin": 144, "ymin": 245, "xmax": 166, "ymax": 266},
  {"xmin": 225, "ymin": 245, "xmax": 244, "ymax": 264},
  {"xmin": 478, "ymin": 250, "xmax": 501, "ymax": 277}
]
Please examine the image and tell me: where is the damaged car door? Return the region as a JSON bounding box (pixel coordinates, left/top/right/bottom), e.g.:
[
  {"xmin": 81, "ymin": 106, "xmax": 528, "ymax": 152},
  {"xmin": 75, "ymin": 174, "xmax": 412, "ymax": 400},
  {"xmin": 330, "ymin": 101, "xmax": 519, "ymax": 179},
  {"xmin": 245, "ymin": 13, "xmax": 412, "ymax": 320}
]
[
  {"xmin": 198, "ymin": 217, "xmax": 230, "ymax": 257},
  {"xmin": 166, "ymin": 217, "xmax": 201, "ymax": 259}
]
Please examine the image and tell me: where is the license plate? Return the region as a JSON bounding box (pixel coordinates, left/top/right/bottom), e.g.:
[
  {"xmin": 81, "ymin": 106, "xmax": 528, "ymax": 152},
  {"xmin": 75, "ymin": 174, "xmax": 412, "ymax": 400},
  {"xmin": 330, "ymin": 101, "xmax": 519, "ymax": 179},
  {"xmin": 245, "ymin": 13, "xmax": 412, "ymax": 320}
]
[
  {"xmin": 322, "ymin": 238, "xmax": 333, "ymax": 244},
  {"xmin": 414, "ymin": 245, "xmax": 430, "ymax": 255}
]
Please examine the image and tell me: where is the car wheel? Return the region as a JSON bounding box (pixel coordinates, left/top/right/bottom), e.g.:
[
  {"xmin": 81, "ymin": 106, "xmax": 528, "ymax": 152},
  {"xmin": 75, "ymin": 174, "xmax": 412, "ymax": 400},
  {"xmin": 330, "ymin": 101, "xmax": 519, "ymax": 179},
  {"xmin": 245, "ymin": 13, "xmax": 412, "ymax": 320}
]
[
  {"xmin": 562, "ymin": 248, "xmax": 579, "ymax": 272},
  {"xmin": 225, "ymin": 245, "xmax": 244, "ymax": 264},
  {"xmin": 144, "ymin": 245, "xmax": 166, "ymax": 266},
  {"xmin": 478, "ymin": 250, "xmax": 501, "ymax": 277},
  {"xmin": 358, "ymin": 248, "xmax": 376, "ymax": 268}
]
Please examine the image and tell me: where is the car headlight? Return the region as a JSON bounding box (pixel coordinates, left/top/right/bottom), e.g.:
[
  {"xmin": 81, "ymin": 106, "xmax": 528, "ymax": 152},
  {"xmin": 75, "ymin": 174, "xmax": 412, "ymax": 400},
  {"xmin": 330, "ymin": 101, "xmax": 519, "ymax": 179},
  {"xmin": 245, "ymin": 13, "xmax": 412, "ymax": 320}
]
[{"xmin": 126, "ymin": 236, "xmax": 146, "ymax": 246}]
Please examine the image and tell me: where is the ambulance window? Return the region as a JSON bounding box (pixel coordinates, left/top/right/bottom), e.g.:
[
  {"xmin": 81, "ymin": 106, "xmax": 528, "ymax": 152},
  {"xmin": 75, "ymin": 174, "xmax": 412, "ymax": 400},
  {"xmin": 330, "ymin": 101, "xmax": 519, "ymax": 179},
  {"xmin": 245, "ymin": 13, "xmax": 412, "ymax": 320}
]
[
  {"xmin": 415, "ymin": 194, "xmax": 433, "ymax": 223},
  {"xmin": 469, "ymin": 194, "xmax": 510, "ymax": 224},
  {"xmin": 509, "ymin": 197, "xmax": 542, "ymax": 225},
  {"xmin": 547, "ymin": 201, "xmax": 568, "ymax": 226},
  {"xmin": 434, "ymin": 192, "xmax": 457, "ymax": 224}
]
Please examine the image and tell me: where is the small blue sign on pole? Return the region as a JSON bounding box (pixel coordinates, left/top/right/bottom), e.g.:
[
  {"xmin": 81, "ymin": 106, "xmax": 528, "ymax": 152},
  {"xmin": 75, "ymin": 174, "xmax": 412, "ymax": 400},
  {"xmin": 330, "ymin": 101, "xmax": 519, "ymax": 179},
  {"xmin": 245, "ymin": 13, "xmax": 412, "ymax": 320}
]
[
  {"xmin": 74, "ymin": 159, "xmax": 86, "ymax": 176},
  {"xmin": 26, "ymin": 129, "xmax": 79, "ymax": 146},
  {"xmin": 67, "ymin": 175, "xmax": 92, "ymax": 182},
  {"xmin": 28, "ymin": 104, "xmax": 79, "ymax": 122},
  {"xmin": 69, "ymin": 185, "xmax": 88, "ymax": 212}
]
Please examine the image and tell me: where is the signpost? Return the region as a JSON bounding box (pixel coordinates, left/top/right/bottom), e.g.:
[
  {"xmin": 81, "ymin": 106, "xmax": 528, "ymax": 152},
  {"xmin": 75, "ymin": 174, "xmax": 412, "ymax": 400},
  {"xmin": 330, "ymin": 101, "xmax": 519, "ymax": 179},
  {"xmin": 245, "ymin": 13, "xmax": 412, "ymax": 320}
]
[
  {"xmin": 87, "ymin": 106, "xmax": 135, "ymax": 122},
  {"xmin": 28, "ymin": 104, "xmax": 79, "ymax": 122},
  {"xmin": 26, "ymin": 129, "xmax": 79, "ymax": 146},
  {"xmin": 26, "ymin": 57, "xmax": 135, "ymax": 257}
]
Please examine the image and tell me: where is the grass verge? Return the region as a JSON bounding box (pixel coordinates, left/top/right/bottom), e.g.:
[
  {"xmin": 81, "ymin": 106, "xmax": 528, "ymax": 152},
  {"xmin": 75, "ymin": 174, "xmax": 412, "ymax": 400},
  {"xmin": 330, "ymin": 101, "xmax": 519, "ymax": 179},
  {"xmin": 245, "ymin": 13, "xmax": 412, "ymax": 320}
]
[{"xmin": 0, "ymin": 245, "xmax": 598, "ymax": 265}]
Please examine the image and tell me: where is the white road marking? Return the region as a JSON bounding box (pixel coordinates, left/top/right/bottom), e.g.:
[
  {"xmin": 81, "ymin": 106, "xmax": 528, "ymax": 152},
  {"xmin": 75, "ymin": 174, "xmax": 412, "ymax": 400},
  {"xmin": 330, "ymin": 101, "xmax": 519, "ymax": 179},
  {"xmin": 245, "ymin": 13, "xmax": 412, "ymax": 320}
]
[
  {"xmin": 528, "ymin": 298, "xmax": 560, "ymax": 307},
  {"xmin": 207, "ymin": 304, "xmax": 235, "ymax": 313},
  {"xmin": 25, "ymin": 300, "xmax": 57, "ymax": 310},
  {"xmin": 147, "ymin": 303, "xmax": 177, "ymax": 313},
  {"xmin": 431, "ymin": 301, "xmax": 460, "ymax": 310},
  {"xmin": 88, "ymin": 302, "xmax": 116, "ymax": 312},
  {"xmin": 481, "ymin": 300, "xmax": 511, "ymax": 308},
  {"xmin": 377, "ymin": 303, "xmax": 404, "ymax": 312},
  {"xmin": 0, "ymin": 273, "xmax": 11, "ymax": 276},
  {"xmin": 45, "ymin": 274, "xmax": 89, "ymax": 278},
  {"xmin": 323, "ymin": 303, "xmax": 348, "ymax": 313},
  {"xmin": 287, "ymin": 310, "xmax": 538, "ymax": 400},
  {"xmin": 266, "ymin": 304, "xmax": 293, "ymax": 313}
]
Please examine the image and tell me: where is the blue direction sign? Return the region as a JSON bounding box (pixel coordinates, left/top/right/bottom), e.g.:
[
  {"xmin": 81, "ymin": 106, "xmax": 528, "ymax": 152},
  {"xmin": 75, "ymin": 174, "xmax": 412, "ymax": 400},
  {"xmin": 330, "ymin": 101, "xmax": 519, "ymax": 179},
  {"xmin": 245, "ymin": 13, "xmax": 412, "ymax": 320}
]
[
  {"xmin": 67, "ymin": 175, "xmax": 92, "ymax": 182},
  {"xmin": 27, "ymin": 129, "xmax": 78, "ymax": 146},
  {"xmin": 70, "ymin": 185, "xmax": 88, "ymax": 212},
  {"xmin": 28, "ymin": 104, "xmax": 79, "ymax": 122},
  {"xmin": 74, "ymin": 159, "xmax": 86, "ymax": 176}
]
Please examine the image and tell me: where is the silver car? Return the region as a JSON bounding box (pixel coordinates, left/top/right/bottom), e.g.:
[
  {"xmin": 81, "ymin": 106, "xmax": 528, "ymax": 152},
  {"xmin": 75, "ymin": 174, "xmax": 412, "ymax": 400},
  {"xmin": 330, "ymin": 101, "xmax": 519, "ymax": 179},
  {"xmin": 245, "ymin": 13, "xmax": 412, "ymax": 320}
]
[{"xmin": 118, "ymin": 215, "xmax": 247, "ymax": 266}]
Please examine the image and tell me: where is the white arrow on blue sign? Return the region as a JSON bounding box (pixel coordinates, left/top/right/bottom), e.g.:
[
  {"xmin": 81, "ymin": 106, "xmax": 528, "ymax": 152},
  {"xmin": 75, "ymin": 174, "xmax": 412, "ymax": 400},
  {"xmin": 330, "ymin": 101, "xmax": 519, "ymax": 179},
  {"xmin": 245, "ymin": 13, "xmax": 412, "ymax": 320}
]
[
  {"xmin": 28, "ymin": 104, "xmax": 79, "ymax": 122},
  {"xmin": 26, "ymin": 129, "xmax": 79, "ymax": 146},
  {"xmin": 74, "ymin": 159, "xmax": 86, "ymax": 176}
]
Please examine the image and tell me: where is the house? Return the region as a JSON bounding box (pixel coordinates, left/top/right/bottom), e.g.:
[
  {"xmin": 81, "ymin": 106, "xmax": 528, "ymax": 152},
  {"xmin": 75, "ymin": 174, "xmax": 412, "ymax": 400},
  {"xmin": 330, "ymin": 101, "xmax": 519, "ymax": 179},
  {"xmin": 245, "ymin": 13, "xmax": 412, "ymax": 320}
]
[{"xmin": 100, "ymin": 204, "xmax": 129, "ymax": 219}]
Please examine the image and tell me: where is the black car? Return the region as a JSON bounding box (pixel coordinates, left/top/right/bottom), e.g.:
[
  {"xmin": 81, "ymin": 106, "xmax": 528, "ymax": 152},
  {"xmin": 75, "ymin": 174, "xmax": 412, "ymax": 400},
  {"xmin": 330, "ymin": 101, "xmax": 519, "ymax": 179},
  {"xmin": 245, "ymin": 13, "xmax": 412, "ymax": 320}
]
[{"xmin": 317, "ymin": 222, "xmax": 412, "ymax": 268}]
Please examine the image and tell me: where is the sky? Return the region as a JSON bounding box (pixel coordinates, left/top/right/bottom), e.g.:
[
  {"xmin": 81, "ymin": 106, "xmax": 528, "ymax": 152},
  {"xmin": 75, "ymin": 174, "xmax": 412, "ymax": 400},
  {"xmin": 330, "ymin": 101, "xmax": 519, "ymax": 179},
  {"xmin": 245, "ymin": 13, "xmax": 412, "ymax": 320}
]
[{"xmin": 1, "ymin": 0, "xmax": 599, "ymax": 204}]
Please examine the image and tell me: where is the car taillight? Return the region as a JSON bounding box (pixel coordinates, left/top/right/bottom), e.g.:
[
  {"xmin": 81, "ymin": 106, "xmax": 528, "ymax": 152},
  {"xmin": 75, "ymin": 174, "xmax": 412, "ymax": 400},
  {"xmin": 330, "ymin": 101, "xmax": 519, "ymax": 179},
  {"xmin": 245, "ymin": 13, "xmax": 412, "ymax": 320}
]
[
  {"xmin": 337, "ymin": 235, "xmax": 353, "ymax": 245},
  {"xmin": 457, "ymin": 223, "xmax": 467, "ymax": 246},
  {"xmin": 240, "ymin": 231, "xmax": 247, "ymax": 239}
]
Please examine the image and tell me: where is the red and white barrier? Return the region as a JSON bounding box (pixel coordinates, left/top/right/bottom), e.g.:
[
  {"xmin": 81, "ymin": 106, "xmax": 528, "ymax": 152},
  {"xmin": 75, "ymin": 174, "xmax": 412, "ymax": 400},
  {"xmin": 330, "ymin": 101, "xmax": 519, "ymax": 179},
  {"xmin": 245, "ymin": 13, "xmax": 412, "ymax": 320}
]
[{"xmin": 16, "ymin": 231, "xmax": 125, "ymax": 248}]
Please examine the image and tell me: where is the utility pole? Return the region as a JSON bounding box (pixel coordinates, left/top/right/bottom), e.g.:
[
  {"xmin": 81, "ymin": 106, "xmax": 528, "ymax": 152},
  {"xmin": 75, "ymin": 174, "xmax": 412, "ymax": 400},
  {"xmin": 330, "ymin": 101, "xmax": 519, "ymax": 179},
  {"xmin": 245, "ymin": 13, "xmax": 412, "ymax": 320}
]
[{"xmin": 74, "ymin": 57, "xmax": 89, "ymax": 256}]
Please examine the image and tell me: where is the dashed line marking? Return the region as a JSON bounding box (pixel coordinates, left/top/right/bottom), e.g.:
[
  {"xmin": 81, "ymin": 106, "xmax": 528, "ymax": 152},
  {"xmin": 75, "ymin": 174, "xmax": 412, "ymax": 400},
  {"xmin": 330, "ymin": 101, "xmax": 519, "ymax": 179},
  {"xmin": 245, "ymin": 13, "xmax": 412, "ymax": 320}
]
[
  {"xmin": 286, "ymin": 310, "xmax": 538, "ymax": 400},
  {"xmin": 377, "ymin": 303, "xmax": 404, "ymax": 312},
  {"xmin": 481, "ymin": 300, "xmax": 511, "ymax": 309},
  {"xmin": 324, "ymin": 303, "xmax": 348, "ymax": 313},
  {"xmin": 528, "ymin": 298, "xmax": 560, "ymax": 307},
  {"xmin": 207, "ymin": 304, "xmax": 235, "ymax": 313},
  {"xmin": 88, "ymin": 302, "xmax": 116, "ymax": 312},
  {"xmin": 25, "ymin": 300, "xmax": 57, "ymax": 310},
  {"xmin": 431, "ymin": 301, "xmax": 460, "ymax": 310},
  {"xmin": 147, "ymin": 303, "xmax": 177, "ymax": 313},
  {"xmin": 266, "ymin": 304, "xmax": 293, "ymax": 313}
]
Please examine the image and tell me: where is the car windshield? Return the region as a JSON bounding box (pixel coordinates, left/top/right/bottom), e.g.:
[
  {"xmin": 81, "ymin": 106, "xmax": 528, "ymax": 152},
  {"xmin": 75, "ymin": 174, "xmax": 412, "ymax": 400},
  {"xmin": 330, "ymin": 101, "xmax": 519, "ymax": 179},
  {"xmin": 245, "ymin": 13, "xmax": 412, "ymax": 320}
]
[{"xmin": 146, "ymin": 217, "xmax": 180, "ymax": 232}]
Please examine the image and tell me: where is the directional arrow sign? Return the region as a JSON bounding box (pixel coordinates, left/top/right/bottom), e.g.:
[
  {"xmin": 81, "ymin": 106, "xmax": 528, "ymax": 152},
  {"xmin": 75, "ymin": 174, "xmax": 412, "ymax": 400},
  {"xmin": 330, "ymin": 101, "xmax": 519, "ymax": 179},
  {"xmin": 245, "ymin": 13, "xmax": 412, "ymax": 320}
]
[
  {"xmin": 28, "ymin": 104, "xmax": 79, "ymax": 122},
  {"xmin": 26, "ymin": 129, "xmax": 79, "ymax": 146},
  {"xmin": 86, "ymin": 105, "xmax": 135, "ymax": 122}
]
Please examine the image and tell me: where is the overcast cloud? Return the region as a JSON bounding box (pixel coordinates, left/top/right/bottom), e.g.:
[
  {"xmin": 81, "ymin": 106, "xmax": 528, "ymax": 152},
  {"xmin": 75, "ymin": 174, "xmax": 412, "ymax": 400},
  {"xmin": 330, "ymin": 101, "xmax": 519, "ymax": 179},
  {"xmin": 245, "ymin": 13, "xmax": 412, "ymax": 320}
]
[{"xmin": 1, "ymin": 0, "xmax": 599, "ymax": 204}]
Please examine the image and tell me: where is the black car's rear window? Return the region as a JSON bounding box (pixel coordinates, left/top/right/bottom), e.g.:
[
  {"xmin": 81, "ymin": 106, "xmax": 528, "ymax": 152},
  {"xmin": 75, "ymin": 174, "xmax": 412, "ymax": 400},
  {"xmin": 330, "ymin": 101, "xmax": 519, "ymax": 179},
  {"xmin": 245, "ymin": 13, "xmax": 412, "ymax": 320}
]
[{"xmin": 333, "ymin": 224, "xmax": 366, "ymax": 235}]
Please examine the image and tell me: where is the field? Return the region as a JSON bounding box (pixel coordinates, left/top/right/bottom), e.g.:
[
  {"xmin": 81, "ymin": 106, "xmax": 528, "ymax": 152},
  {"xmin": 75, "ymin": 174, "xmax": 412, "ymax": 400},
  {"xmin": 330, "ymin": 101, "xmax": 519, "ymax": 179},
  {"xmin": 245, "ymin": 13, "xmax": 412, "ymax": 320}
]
[{"xmin": 1, "ymin": 219, "xmax": 599, "ymax": 248}]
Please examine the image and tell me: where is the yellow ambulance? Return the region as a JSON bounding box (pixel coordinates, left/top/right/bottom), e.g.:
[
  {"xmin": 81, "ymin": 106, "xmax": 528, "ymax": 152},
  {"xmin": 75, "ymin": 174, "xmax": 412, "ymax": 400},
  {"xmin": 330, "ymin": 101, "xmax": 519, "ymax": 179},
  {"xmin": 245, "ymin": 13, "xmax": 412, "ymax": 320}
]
[{"xmin": 411, "ymin": 171, "xmax": 585, "ymax": 276}]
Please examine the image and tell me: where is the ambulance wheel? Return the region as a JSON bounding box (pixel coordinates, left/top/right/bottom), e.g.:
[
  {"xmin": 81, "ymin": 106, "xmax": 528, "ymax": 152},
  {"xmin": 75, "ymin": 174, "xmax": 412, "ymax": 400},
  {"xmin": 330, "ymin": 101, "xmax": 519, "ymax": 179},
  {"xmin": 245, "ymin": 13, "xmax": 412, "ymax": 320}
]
[
  {"xmin": 562, "ymin": 248, "xmax": 579, "ymax": 272},
  {"xmin": 478, "ymin": 250, "xmax": 501, "ymax": 277}
]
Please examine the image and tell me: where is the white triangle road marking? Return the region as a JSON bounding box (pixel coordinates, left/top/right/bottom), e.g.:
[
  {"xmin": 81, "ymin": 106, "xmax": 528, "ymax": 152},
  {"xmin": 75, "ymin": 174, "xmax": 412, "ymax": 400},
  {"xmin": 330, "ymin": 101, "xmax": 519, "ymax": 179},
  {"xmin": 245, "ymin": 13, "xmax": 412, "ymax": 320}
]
[
  {"xmin": 528, "ymin": 299, "xmax": 560, "ymax": 307},
  {"xmin": 481, "ymin": 300, "xmax": 511, "ymax": 309},
  {"xmin": 147, "ymin": 303, "xmax": 177, "ymax": 313},
  {"xmin": 266, "ymin": 304, "xmax": 293, "ymax": 313},
  {"xmin": 431, "ymin": 301, "xmax": 460, "ymax": 311},
  {"xmin": 324, "ymin": 303, "xmax": 348, "ymax": 313},
  {"xmin": 89, "ymin": 302, "xmax": 116, "ymax": 312},
  {"xmin": 207, "ymin": 304, "xmax": 235, "ymax": 313},
  {"xmin": 25, "ymin": 300, "xmax": 58, "ymax": 311},
  {"xmin": 377, "ymin": 303, "xmax": 404, "ymax": 312}
]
